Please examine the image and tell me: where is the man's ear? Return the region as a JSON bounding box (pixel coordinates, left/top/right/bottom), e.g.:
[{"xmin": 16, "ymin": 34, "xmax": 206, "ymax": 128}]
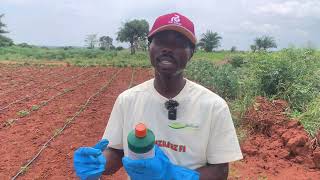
[
  {"xmin": 188, "ymin": 48, "xmax": 194, "ymax": 61},
  {"xmin": 147, "ymin": 39, "xmax": 152, "ymax": 52}
]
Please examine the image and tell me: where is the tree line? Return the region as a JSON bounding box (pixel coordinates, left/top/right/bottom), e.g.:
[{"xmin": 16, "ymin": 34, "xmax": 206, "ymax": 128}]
[
  {"xmin": 0, "ymin": 13, "xmax": 277, "ymax": 54},
  {"xmin": 0, "ymin": 14, "xmax": 14, "ymax": 47}
]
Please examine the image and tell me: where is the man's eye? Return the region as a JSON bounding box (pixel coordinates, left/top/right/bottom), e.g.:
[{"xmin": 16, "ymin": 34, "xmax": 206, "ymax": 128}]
[{"xmin": 175, "ymin": 39, "xmax": 188, "ymax": 47}]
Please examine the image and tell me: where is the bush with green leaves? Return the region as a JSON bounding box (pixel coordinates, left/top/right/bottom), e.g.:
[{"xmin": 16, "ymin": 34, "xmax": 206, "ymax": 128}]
[
  {"xmin": 300, "ymin": 95, "xmax": 320, "ymax": 136},
  {"xmin": 186, "ymin": 60, "xmax": 239, "ymax": 100},
  {"xmin": 229, "ymin": 55, "xmax": 246, "ymax": 68},
  {"xmin": 0, "ymin": 35, "xmax": 13, "ymax": 47},
  {"xmin": 240, "ymin": 49, "xmax": 320, "ymax": 112}
]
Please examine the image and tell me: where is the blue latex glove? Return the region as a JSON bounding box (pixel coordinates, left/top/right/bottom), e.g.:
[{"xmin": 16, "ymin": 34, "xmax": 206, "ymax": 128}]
[
  {"xmin": 122, "ymin": 145, "xmax": 199, "ymax": 180},
  {"xmin": 73, "ymin": 139, "xmax": 109, "ymax": 180}
]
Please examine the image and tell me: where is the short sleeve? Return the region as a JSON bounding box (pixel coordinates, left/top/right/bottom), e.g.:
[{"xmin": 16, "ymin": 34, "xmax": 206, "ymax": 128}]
[
  {"xmin": 206, "ymin": 102, "xmax": 243, "ymax": 164},
  {"xmin": 102, "ymin": 96, "xmax": 124, "ymax": 150}
]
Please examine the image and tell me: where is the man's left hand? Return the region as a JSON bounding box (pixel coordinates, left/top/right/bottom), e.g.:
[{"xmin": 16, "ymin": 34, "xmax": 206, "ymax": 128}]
[{"xmin": 122, "ymin": 145, "xmax": 199, "ymax": 180}]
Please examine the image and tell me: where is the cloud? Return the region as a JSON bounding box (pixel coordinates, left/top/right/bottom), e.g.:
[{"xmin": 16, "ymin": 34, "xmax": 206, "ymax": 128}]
[
  {"xmin": 254, "ymin": 0, "xmax": 320, "ymax": 18},
  {"xmin": 294, "ymin": 29, "xmax": 309, "ymax": 37},
  {"xmin": 0, "ymin": 0, "xmax": 319, "ymax": 49},
  {"xmin": 0, "ymin": 0, "xmax": 29, "ymax": 5},
  {"xmin": 240, "ymin": 21, "xmax": 280, "ymax": 34}
]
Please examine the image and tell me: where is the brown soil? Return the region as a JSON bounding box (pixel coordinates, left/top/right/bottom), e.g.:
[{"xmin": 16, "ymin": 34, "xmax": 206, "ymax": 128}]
[
  {"xmin": 0, "ymin": 66, "xmax": 154, "ymax": 179},
  {"xmin": 230, "ymin": 96, "xmax": 320, "ymax": 179}
]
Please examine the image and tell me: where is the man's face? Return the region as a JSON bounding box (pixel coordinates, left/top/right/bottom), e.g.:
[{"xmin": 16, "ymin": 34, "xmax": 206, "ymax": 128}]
[{"xmin": 149, "ymin": 30, "xmax": 193, "ymax": 76}]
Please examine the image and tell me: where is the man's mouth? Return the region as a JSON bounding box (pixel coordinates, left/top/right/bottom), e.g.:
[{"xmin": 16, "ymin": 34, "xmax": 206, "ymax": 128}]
[
  {"xmin": 160, "ymin": 60, "xmax": 173, "ymax": 65},
  {"xmin": 157, "ymin": 56, "xmax": 176, "ymax": 66}
]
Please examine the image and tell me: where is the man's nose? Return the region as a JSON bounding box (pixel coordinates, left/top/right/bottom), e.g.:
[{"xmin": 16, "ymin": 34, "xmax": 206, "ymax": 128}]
[{"xmin": 161, "ymin": 47, "xmax": 173, "ymax": 54}]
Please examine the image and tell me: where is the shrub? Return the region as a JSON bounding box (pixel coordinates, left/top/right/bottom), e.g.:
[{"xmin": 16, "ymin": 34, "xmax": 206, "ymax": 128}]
[
  {"xmin": 229, "ymin": 55, "xmax": 246, "ymax": 68},
  {"xmin": 300, "ymin": 95, "xmax": 320, "ymax": 136},
  {"xmin": 186, "ymin": 60, "xmax": 239, "ymax": 100},
  {"xmin": 0, "ymin": 35, "xmax": 14, "ymax": 47},
  {"xmin": 116, "ymin": 46, "xmax": 124, "ymax": 51},
  {"xmin": 240, "ymin": 49, "xmax": 320, "ymax": 111}
]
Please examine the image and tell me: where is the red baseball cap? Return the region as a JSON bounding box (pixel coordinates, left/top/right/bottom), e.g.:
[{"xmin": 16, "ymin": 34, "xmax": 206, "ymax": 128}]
[{"xmin": 148, "ymin": 12, "xmax": 196, "ymax": 45}]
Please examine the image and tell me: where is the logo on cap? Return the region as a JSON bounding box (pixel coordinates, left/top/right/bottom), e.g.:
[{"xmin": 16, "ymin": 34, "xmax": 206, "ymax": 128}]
[{"xmin": 168, "ymin": 14, "xmax": 181, "ymax": 26}]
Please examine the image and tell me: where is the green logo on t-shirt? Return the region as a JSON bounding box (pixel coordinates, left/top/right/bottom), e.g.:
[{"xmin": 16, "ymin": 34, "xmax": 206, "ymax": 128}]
[{"xmin": 168, "ymin": 122, "xmax": 199, "ymax": 129}]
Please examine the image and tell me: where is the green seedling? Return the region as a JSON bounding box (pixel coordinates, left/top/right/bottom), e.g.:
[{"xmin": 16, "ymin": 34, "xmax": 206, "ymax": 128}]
[
  {"xmin": 17, "ymin": 110, "xmax": 30, "ymax": 117},
  {"xmin": 31, "ymin": 105, "xmax": 40, "ymax": 111},
  {"xmin": 40, "ymin": 101, "xmax": 48, "ymax": 106},
  {"xmin": 3, "ymin": 119, "xmax": 17, "ymax": 127},
  {"xmin": 63, "ymin": 88, "xmax": 71, "ymax": 93},
  {"xmin": 20, "ymin": 165, "xmax": 29, "ymax": 175},
  {"xmin": 257, "ymin": 175, "xmax": 268, "ymax": 180}
]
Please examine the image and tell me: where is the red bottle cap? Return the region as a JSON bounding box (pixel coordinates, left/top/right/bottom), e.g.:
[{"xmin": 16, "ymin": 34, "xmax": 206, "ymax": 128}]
[{"xmin": 135, "ymin": 123, "xmax": 147, "ymax": 138}]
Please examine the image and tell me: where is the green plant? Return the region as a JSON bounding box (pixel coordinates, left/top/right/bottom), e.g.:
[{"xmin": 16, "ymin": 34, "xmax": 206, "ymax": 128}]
[
  {"xmin": 40, "ymin": 101, "xmax": 48, "ymax": 106},
  {"xmin": 229, "ymin": 55, "xmax": 246, "ymax": 68},
  {"xmin": 3, "ymin": 119, "xmax": 17, "ymax": 127},
  {"xmin": 240, "ymin": 49, "xmax": 320, "ymax": 111},
  {"xmin": 186, "ymin": 60, "xmax": 239, "ymax": 100},
  {"xmin": 197, "ymin": 31, "xmax": 222, "ymax": 52},
  {"xmin": 20, "ymin": 165, "xmax": 29, "ymax": 175},
  {"xmin": 117, "ymin": 19, "xmax": 149, "ymax": 54},
  {"xmin": 17, "ymin": 110, "xmax": 30, "ymax": 117},
  {"xmin": 63, "ymin": 88, "xmax": 71, "ymax": 93},
  {"xmin": 300, "ymin": 95, "xmax": 320, "ymax": 136},
  {"xmin": 31, "ymin": 105, "xmax": 40, "ymax": 111},
  {"xmin": 252, "ymin": 35, "xmax": 277, "ymax": 51}
]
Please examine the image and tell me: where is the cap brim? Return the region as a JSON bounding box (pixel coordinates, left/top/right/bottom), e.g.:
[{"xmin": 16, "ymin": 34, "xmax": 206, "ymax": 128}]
[{"xmin": 148, "ymin": 24, "xmax": 196, "ymax": 45}]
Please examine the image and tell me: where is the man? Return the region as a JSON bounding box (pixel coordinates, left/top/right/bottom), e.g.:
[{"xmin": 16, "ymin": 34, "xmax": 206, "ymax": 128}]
[{"xmin": 74, "ymin": 12, "xmax": 243, "ymax": 180}]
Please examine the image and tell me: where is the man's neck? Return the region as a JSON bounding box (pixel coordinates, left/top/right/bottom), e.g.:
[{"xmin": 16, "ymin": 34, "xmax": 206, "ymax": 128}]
[{"xmin": 154, "ymin": 72, "xmax": 186, "ymax": 99}]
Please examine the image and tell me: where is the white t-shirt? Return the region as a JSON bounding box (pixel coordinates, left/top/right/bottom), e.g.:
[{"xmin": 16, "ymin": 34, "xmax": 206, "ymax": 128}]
[{"xmin": 102, "ymin": 78, "xmax": 243, "ymax": 169}]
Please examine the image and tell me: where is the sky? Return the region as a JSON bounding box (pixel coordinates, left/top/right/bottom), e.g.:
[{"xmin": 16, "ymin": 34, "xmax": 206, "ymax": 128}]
[{"xmin": 0, "ymin": 0, "xmax": 319, "ymax": 50}]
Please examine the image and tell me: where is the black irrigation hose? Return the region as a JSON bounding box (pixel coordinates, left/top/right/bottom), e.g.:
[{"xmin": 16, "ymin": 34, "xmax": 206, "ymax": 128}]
[
  {"xmin": 11, "ymin": 69, "xmax": 122, "ymax": 180},
  {"xmin": 0, "ymin": 69, "xmax": 94, "ymax": 112}
]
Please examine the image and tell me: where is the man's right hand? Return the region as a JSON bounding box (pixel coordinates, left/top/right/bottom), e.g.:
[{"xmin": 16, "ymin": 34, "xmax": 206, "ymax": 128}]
[{"xmin": 73, "ymin": 139, "xmax": 109, "ymax": 180}]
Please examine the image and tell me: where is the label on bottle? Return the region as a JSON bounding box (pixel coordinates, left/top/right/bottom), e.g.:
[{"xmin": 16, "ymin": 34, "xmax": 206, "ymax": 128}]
[{"xmin": 128, "ymin": 146, "xmax": 155, "ymax": 160}]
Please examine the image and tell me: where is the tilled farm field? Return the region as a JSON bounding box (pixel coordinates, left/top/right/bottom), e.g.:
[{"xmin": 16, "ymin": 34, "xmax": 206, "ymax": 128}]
[
  {"xmin": 0, "ymin": 65, "xmax": 319, "ymax": 180},
  {"xmin": 0, "ymin": 65, "xmax": 153, "ymax": 179}
]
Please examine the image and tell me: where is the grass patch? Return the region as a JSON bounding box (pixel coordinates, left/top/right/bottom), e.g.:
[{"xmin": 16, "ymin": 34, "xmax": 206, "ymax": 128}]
[
  {"xmin": 299, "ymin": 96, "xmax": 320, "ymax": 136},
  {"xmin": 0, "ymin": 46, "xmax": 231, "ymax": 67}
]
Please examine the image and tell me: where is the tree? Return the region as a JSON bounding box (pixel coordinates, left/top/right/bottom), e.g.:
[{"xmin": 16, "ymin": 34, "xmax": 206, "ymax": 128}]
[
  {"xmin": 305, "ymin": 40, "xmax": 316, "ymax": 49},
  {"xmin": 99, "ymin": 36, "xmax": 113, "ymax": 50},
  {"xmin": 116, "ymin": 46, "xmax": 124, "ymax": 51},
  {"xmin": 85, "ymin": 34, "xmax": 98, "ymax": 49},
  {"xmin": 230, "ymin": 46, "xmax": 237, "ymax": 53},
  {"xmin": 0, "ymin": 14, "xmax": 8, "ymax": 34},
  {"xmin": 0, "ymin": 14, "xmax": 13, "ymax": 47},
  {"xmin": 250, "ymin": 45, "xmax": 257, "ymax": 52},
  {"xmin": 0, "ymin": 35, "xmax": 13, "ymax": 46},
  {"xmin": 252, "ymin": 35, "xmax": 277, "ymax": 51},
  {"xmin": 198, "ymin": 31, "xmax": 222, "ymax": 52},
  {"xmin": 117, "ymin": 19, "xmax": 149, "ymax": 55},
  {"xmin": 136, "ymin": 38, "xmax": 148, "ymax": 51}
]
